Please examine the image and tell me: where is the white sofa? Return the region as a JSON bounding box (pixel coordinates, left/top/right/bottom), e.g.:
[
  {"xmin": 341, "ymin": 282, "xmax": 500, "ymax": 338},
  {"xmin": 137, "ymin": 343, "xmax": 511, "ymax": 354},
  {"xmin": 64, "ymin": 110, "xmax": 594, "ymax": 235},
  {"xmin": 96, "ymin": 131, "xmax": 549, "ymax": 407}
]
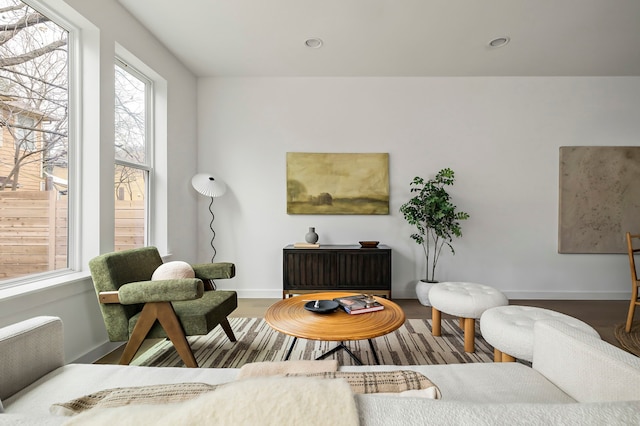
[{"xmin": 1, "ymin": 316, "xmax": 640, "ymax": 425}]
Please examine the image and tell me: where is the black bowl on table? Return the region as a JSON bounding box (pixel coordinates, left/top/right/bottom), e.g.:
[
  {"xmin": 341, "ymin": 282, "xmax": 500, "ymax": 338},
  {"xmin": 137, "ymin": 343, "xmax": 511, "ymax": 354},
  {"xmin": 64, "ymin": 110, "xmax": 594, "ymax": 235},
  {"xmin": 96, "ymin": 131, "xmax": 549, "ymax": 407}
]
[{"xmin": 304, "ymin": 300, "xmax": 339, "ymax": 313}]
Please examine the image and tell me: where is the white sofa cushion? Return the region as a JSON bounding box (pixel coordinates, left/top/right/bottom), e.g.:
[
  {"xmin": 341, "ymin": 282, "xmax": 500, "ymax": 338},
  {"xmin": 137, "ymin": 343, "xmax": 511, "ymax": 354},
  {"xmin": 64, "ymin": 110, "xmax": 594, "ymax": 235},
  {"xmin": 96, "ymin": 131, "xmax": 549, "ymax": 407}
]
[
  {"xmin": 4, "ymin": 364, "xmax": 239, "ymax": 416},
  {"xmin": 0, "ymin": 316, "xmax": 64, "ymax": 403},
  {"xmin": 5, "ymin": 362, "xmax": 575, "ymax": 417},
  {"xmin": 355, "ymin": 397, "xmax": 640, "ymax": 426},
  {"xmin": 533, "ymin": 320, "xmax": 640, "ymax": 402}
]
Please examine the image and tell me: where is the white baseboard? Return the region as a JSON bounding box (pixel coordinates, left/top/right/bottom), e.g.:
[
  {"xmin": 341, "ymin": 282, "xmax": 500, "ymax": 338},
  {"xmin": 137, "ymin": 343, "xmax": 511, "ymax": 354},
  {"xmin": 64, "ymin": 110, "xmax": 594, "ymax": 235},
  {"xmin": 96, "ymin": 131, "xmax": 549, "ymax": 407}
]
[
  {"xmin": 229, "ymin": 289, "xmax": 283, "ymax": 299},
  {"xmin": 503, "ymin": 290, "xmax": 629, "ymax": 300},
  {"xmin": 73, "ymin": 341, "xmax": 122, "ymax": 364}
]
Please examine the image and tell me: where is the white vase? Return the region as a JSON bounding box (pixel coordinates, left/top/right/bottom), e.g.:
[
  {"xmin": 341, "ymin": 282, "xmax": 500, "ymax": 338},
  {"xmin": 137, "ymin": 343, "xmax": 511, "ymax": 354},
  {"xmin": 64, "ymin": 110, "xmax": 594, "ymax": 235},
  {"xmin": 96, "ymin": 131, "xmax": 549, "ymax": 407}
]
[{"xmin": 416, "ymin": 280, "xmax": 436, "ymax": 306}]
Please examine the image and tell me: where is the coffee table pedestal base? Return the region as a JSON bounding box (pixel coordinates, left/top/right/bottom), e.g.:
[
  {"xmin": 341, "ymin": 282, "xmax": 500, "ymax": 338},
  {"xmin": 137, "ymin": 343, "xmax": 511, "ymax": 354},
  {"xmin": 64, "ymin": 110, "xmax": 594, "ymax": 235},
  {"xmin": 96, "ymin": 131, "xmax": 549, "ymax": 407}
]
[{"xmin": 284, "ymin": 337, "xmax": 380, "ymax": 365}]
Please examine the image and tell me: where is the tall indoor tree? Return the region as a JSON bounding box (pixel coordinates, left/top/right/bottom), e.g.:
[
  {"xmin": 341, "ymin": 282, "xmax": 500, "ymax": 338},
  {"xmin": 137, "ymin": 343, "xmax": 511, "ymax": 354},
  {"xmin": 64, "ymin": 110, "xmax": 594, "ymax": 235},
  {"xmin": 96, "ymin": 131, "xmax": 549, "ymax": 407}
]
[{"xmin": 400, "ymin": 168, "xmax": 470, "ymax": 284}]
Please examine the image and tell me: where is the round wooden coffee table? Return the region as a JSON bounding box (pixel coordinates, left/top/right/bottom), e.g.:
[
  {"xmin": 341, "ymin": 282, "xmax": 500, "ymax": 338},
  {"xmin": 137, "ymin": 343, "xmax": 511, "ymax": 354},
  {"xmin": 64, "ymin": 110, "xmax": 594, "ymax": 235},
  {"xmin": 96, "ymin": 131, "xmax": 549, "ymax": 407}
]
[{"xmin": 264, "ymin": 292, "xmax": 406, "ymax": 365}]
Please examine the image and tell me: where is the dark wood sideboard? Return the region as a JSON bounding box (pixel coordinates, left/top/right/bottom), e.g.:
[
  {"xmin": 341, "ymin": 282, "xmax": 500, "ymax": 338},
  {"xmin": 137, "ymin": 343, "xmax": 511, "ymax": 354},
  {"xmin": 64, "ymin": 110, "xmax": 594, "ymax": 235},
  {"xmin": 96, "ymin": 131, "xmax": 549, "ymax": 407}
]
[{"xmin": 282, "ymin": 244, "xmax": 392, "ymax": 299}]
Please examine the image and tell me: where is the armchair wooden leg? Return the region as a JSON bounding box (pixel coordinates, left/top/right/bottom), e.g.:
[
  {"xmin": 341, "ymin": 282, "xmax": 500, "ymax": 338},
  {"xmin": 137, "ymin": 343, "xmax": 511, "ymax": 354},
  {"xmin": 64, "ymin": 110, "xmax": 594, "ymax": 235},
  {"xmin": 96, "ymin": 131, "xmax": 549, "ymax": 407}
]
[
  {"xmin": 154, "ymin": 302, "xmax": 198, "ymax": 368},
  {"xmin": 220, "ymin": 318, "xmax": 237, "ymax": 342},
  {"xmin": 119, "ymin": 302, "xmax": 159, "ymax": 365},
  {"xmin": 120, "ymin": 302, "xmax": 198, "ymax": 368}
]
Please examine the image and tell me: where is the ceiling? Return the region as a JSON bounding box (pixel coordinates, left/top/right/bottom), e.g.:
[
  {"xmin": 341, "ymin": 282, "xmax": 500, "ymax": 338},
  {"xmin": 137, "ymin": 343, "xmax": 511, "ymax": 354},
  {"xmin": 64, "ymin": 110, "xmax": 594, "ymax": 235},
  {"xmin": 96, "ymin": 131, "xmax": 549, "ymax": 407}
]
[{"xmin": 117, "ymin": 0, "xmax": 640, "ymax": 77}]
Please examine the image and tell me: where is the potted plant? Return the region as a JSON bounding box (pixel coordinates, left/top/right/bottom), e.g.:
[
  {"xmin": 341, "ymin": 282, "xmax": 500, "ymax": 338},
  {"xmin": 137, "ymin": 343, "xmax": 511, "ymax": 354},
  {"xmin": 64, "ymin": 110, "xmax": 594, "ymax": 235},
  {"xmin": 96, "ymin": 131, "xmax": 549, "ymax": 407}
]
[{"xmin": 400, "ymin": 168, "xmax": 470, "ymax": 306}]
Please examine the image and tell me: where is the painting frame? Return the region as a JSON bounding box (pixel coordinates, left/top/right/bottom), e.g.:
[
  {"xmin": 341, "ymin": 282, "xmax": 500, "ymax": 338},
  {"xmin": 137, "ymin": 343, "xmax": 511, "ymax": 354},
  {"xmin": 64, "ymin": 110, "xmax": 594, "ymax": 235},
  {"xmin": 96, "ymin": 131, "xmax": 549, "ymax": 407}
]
[{"xmin": 286, "ymin": 152, "xmax": 390, "ymax": 215}]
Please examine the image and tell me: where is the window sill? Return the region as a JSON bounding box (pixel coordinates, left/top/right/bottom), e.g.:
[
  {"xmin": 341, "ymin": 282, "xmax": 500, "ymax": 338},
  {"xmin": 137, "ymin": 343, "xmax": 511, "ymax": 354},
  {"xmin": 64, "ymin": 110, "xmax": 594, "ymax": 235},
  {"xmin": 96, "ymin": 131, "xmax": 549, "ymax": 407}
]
[{"xmin": 0, "ymin": 271, "xmax": 92, "ymax": 302}]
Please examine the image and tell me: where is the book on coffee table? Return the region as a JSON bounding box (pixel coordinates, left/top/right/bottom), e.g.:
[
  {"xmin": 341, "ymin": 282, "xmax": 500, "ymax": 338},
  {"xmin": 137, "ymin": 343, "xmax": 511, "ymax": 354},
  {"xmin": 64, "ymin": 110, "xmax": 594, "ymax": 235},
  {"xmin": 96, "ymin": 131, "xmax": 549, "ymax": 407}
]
[{"xmin": 333, "ymin": 294, "xmax": 384, "ymax": 314}]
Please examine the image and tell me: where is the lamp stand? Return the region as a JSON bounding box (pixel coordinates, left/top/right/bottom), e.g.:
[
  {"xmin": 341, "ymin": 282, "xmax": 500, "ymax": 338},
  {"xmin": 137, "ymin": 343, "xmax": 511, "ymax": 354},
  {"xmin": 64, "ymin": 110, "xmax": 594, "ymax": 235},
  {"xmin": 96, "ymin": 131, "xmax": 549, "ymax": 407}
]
[
  {"xmin": 208, "ymin": 196, "xmax": 217, "ymax": 262},
  {"xmin": 203, "ymin": 196, "xmax": 218, "ymax": 290}
]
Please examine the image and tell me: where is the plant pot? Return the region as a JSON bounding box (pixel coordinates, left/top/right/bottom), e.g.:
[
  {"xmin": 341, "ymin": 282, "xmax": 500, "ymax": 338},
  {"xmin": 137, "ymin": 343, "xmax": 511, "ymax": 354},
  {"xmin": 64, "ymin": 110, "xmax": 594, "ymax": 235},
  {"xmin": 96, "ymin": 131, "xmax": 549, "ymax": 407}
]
[{"xmin": 416, "ymin": 280, "xmax": 438, "ymax": 306}]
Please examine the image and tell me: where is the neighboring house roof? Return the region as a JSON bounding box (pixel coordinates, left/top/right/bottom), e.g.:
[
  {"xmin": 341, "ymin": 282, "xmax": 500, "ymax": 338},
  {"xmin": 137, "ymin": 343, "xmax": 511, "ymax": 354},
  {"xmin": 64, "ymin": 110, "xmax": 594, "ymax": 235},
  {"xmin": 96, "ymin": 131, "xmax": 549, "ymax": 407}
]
[{"xmin": 0, "ymin": 99, "xmax": 58, "ymax": 122}]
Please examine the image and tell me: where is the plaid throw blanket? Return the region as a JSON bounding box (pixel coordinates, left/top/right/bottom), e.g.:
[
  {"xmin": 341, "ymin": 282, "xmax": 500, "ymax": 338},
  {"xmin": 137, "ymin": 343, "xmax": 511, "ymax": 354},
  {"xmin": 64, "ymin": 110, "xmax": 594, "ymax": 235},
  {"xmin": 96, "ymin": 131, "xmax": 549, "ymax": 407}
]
[
  {"xmin": 288, "ymin": 370, "xmax": 441, "ymax": 396},
  {"xmin": 51, "ymin": 370, "xmax": 440, "ymax": 416}
]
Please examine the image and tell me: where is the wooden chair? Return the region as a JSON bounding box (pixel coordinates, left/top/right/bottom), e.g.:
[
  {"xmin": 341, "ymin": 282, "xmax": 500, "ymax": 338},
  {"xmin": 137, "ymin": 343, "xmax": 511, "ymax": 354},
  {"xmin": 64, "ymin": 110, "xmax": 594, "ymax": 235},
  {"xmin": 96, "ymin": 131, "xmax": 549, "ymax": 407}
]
[
  {"xmin": 625, "ymin": 232, "xmax": 640, "ymax": 332},
  {"xmin": 89, "ymin": 246, "xmax": 238, "ymax": 367}
]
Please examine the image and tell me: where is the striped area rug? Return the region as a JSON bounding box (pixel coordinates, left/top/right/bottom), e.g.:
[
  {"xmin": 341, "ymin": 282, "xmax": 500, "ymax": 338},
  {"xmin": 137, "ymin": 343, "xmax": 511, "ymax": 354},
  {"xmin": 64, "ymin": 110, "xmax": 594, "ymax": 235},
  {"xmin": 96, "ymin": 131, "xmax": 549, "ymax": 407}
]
[{"xmin": 132, "ymin": 318, "xmax": 494, "ymax": 368}]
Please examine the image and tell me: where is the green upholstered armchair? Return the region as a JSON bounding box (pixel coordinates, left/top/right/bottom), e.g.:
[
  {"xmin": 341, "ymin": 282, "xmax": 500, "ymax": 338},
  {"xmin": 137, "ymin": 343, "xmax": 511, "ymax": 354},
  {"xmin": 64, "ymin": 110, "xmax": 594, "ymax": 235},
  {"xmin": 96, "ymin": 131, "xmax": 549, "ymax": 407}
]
[{"xmin": 88, "ymin": 246, "xmax": 237, "ymax": 368}]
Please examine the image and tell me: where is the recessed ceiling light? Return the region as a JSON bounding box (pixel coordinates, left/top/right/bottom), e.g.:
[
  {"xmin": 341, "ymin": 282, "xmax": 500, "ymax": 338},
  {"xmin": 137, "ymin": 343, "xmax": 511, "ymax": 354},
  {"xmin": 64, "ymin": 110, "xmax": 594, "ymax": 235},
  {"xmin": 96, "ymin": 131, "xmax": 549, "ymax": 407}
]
[
  {"xmin": 305, "ymin": 38, "xmax": 323, "ymax": 49},
  {"xmin": 488, "ymin": 37, "xmax": 510, "ymax": 48}
]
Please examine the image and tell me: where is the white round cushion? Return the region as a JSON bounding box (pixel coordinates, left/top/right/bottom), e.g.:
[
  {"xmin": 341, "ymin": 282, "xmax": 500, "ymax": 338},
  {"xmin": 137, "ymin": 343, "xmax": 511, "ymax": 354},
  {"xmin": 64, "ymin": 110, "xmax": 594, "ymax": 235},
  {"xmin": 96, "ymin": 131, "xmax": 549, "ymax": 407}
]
[
  {"xmin": 480, "ymin": 305, "xmax": 600, "ymax": 362},
  {"xmin": 428, "ymin": 282, "xmax": 508, "ymax": 318},
  {"xmin": 151, "ymin": 261, "xmax": 195, "ymax": 280}
]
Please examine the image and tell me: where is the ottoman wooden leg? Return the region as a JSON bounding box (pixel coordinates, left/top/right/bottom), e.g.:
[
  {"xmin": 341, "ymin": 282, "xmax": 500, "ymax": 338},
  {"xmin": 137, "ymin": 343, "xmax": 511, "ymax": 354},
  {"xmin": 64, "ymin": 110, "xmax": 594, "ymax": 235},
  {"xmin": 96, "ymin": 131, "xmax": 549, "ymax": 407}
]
[
  {"xmin": 464, "ymin": 318, "xmax": 475, "ymax": 352},
  {"xmin": 501, "ymin": 353, "xmax": 516, "ymax": 362},
  {"xmin": 432, "ymin": 307, "xmax": 441, "ymax": 336},
  {"xmin": 494, "ymin": 348, "xmax": 503, "ymax": 362}
]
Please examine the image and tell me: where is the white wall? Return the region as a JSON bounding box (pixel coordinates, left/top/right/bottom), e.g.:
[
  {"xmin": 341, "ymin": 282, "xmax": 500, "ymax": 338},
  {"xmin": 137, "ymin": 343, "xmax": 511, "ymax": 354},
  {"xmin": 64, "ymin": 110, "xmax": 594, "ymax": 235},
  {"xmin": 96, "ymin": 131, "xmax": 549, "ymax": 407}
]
[
  {"xmin": 0, "ymin": 0, "xmax": 198, "ymax": 363},
  {"xmin": 198, "ymin": 76, "xmax": 640, "ymax": 300}
]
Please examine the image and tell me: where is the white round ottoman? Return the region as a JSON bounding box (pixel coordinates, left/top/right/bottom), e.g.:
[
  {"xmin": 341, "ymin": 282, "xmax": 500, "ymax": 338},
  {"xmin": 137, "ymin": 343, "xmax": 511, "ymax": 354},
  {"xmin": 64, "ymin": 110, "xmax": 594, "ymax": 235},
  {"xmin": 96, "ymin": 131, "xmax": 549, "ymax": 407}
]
[
  {"xmin": 480, "ymin": 305, "xmax": 600, "ymax": 362},
  {"xmin": 429, "ymin": 282, "xmax": 508, "ymax": 353}
]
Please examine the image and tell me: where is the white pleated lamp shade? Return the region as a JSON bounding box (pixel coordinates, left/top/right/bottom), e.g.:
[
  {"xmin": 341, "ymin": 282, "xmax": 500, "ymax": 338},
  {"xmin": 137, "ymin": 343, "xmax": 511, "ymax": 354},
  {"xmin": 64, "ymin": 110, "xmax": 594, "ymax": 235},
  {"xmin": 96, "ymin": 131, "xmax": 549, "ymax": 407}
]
[{"xmin": 191, "ymin": 173, "xmax": 227, "ymax": 198}]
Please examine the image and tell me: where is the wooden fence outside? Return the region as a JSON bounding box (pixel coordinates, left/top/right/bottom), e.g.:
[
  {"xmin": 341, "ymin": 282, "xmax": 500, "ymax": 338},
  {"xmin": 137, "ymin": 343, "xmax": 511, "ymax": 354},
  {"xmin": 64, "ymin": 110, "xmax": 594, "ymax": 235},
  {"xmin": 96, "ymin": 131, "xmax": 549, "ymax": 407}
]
[
  {"xmin": 0, "ymin": 191, "xmax": 144, "ymax": 281},
  {"xmin": 114, "ymin": 199, "xmax": 145, "ymax": 252}
]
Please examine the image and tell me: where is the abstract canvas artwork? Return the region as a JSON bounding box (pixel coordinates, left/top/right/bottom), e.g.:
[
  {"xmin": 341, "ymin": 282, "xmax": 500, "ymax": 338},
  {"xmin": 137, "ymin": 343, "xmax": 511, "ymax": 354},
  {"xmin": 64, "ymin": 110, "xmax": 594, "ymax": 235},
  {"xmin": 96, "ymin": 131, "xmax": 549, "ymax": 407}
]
[
  {"xmin": 558, "ymin": 146, "xmax": 640, "ymax": 253},
  {"xmin": 286, "ymin": 152, "xmax": 389, "ymax": 215}
]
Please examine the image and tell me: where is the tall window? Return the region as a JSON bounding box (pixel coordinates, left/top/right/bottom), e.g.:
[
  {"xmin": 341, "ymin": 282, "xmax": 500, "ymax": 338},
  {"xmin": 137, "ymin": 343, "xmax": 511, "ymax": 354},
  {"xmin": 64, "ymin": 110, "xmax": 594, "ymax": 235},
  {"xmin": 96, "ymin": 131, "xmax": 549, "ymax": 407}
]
[
  {"xmin": 114, "ymin": 61, "xmax": 151, "ymax": 251},
  {"xmin": 0, "ymin": 0, "xmax": 70, "ymax": 283}
]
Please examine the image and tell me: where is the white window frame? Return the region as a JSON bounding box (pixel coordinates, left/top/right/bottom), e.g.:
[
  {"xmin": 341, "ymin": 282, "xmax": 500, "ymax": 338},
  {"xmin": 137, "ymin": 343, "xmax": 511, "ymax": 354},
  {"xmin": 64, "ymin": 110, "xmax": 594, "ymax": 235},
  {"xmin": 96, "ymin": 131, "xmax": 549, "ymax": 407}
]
[
  {"xmin": 0, "ymin": 0, "xmax": 78, "ymax": 289},
  {"xmin": 114, "ymin": 56, "xmax": 154, "ymax": 249}
]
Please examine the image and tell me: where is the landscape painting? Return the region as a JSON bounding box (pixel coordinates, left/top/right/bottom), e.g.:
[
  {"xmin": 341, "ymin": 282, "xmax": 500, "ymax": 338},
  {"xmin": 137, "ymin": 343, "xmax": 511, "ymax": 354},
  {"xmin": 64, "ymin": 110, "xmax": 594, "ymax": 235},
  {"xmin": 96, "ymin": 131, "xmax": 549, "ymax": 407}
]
[{"xmin": 287, "ymin": 152, "xmax": 389, "ymax": 215}]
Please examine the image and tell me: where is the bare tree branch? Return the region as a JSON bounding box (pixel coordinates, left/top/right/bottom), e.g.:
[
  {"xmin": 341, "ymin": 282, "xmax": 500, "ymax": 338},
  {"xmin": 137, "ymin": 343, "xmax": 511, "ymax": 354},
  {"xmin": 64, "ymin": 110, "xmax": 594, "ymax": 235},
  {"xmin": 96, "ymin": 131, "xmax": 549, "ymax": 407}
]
[
  {"xmin": 0, "ymin": 4, "xmax": 25, "ymax": 14},
  {"xmin": 0, "ymin": 11, "xmax": 48, "ymax": 46},
  {"xmin": 0, "ymin": 39, "xmax": 66, "ymax": 67},
  {"xmin": 0, "ymin": 11, "xmax": 48, "ymax": 32},
  {"xmin": 1, "ymin": 65, "xmax": 67, "ymax": 91}
]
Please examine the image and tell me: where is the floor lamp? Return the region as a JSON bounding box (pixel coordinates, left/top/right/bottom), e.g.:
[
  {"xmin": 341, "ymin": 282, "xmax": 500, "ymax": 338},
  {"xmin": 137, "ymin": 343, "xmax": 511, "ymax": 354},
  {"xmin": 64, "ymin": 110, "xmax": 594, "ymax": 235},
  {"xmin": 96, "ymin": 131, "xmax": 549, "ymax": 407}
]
[{"xmin": 191, "ymin": 173, "xmax": 227, "ymax": 264}]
